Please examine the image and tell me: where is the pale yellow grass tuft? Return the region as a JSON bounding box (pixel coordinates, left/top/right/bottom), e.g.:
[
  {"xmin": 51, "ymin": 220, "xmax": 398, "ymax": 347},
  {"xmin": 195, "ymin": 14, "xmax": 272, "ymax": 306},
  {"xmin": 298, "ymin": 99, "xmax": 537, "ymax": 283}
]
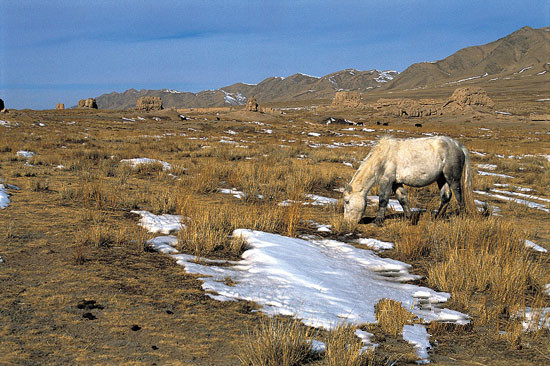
[{"xmin": 237, "ymin": 317, "xmax": 316, "ymax": 366}]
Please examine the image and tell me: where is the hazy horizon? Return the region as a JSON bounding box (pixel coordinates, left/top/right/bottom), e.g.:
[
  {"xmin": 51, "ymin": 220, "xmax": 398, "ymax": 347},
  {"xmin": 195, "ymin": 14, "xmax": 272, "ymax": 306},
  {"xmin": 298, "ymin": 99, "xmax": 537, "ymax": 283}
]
[{"xmin": 1, "ymin": 1, "xmax": 548, "ymax": 110}]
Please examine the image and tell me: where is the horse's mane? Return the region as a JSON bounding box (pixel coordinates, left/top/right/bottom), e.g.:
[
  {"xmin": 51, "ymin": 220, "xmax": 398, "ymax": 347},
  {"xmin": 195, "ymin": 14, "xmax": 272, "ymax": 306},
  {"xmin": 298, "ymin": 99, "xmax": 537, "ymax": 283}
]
[
  {"xmin": 349, "ymin": 136, "xmax": 396, "ymax": 188},
  {"xmin": 362, "ymin": 135, "xmax": 395, "ymax": 162}
]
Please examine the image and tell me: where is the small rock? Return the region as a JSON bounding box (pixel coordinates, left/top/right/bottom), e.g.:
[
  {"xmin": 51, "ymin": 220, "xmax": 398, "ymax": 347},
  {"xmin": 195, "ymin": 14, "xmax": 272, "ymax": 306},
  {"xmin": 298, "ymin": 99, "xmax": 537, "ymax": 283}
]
[
  {"xmin": 77, "ymin": 299, "xmax": 104, "ymax": 310},
  {"xmin": 82, "ymin": 312, "xmax": 97, "ymax": 320}
]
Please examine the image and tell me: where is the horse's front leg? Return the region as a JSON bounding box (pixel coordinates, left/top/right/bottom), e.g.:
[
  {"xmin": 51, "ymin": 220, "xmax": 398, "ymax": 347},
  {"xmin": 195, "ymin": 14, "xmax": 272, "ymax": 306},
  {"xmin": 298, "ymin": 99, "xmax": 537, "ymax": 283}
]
[
  {"xmin": 374, "ymin": 179, "xmax": 392, "ymax": 226},
  {"xmin": 394, "ymin": 183, "xmax": 412, "ymax": 219}
]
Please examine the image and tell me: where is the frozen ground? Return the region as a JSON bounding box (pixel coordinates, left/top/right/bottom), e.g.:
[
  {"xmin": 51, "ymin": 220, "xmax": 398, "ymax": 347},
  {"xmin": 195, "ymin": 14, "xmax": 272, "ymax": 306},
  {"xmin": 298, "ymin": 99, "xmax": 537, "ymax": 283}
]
[
  {"xmin": 0, "ymin": 184, "xmax": 10, "ymax": 209},
  {"xmin": 16, "ymin": 150, "xmax": 35, "ymax": 159},
  {"xmin": 474, "ymin": 190, "xmax": 549, "ymax": 213},
  {"xmin": 120, "ymin": 158, "xmax": 171, "ymax": 170},
  {"xmin": 131, "ymin": 210, "xmax": 184, "ymax": 234},
  {"xmin": 132, "ymin": 211, "xmax": 472, "ymax": 362}
]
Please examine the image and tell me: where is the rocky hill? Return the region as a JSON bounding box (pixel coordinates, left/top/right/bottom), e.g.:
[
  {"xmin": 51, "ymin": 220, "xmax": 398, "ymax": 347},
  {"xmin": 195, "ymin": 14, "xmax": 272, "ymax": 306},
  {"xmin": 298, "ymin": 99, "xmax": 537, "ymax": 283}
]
[
  {"xmin": 94, "ymin": 26, "xmax": 549, "ymax": 109},
  {"xmin": 388, "ymin": 26, "xmax": 550, "ymax": 89},
  {"xmin": 95, "ymin": 69, "xmax": 397, "ymax": 110}
]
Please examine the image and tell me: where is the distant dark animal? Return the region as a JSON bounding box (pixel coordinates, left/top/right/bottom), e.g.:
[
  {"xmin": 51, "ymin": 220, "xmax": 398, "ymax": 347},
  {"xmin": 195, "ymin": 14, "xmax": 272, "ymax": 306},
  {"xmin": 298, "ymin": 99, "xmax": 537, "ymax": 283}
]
[
  {"xmin": 376, "ymin": 121, "xmax": 381, "ymax": 125},
  {"xmin": 382, "ymin": 122, "xmax": 389, "ymax": 126},
  {"xmin": 343, "ymin": 136, "xmax": 475, "ymax": 225},
  {"xmin": 414, "ymin": 123, "xmax": 423, "ymax": 128}
]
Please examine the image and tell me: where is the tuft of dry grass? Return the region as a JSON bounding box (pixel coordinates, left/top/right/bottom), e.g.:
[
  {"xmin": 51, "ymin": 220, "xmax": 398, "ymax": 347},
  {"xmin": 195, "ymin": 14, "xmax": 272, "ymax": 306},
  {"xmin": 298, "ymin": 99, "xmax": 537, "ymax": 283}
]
[
  {"xmin": 324, "ymin": 324, "xmax": 381, "ymax": 366},
  {"xmin": 375, "ymin": 299, "xmax": 417, "ymax": 337},
  {"xmin": 29, "ymin": 179, "xmax": 50, "ymax": 192},
  {"xmin": 384, "ymin": 214, "xmax": 548, "ymax": 331},
  {"xmin": 237, "ymin": 317, "xmax": 316, "ymax": 366}
]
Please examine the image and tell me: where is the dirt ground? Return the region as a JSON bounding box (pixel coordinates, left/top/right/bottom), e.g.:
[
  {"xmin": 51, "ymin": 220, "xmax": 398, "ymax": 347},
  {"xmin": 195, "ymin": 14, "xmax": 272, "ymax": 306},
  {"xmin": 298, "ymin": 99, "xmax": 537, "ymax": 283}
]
[{"xmin": 0, "ymin": 83, "xmax": 549, "ymax": 365}]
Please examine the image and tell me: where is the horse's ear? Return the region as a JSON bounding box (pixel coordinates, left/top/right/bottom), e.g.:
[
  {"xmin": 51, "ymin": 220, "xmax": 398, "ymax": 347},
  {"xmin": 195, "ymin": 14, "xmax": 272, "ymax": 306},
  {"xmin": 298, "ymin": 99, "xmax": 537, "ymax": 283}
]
[{"xmin": 344, "ymin": 184, "xmax": 352, "ymax": 193}]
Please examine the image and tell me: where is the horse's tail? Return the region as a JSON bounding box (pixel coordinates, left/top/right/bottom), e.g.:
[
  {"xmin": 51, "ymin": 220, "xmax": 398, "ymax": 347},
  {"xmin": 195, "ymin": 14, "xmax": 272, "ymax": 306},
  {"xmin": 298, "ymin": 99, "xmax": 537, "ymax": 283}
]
[{"xmin": 460, "ymin": 144, "xmax": 476, "ymax": 215}]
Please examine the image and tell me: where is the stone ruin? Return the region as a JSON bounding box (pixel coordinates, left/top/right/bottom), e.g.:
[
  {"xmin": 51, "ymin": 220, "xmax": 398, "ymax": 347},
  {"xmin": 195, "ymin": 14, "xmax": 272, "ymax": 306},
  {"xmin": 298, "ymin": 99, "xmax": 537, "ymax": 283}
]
[
  {"xmin": 0, "ymin": 98, "xmax": 5, "ymax": 112},
  {"xmin": 374, "ymin": 87, "xmax": 495, "ymax": 117},
  {"xmin": 330, "ymin": 91, "xmax": 363, "ymax": 108},
  {"xmin": 136, "ymin": 96, "xmax": 163, "ymax": 111},
  {"xmin": 56, "ymin": 103, "xmax": 65, "ymax": 110},
  {"xmin": 246, "ymin": 96, "xmax": 259, "ymax": 112},
  {"xmin": 77, "ymin": 98, "xmax": 98, "ymax": 109},
  {"xmin": 374, "ymin": 98, "xmax": 440, "ymax": 117}
]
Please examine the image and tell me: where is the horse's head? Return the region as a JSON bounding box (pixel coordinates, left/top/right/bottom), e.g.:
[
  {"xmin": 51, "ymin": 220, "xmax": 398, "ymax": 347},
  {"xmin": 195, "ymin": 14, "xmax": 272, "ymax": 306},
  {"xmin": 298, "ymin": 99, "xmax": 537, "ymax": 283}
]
[{"xmin": 343, "ymin": 184, "xmax": 366, "ymax": 223}]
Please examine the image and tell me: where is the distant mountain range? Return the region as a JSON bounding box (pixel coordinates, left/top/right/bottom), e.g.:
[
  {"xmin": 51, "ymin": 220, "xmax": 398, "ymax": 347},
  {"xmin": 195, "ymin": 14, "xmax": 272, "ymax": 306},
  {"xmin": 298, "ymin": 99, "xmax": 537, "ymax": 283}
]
[
  {"xmin": 388, "ymin": 26, "xmax": 550, "ymax": 90},
  {"xmin": 95, "ymin": 26, "xmax": 550, "ymax": 110}
]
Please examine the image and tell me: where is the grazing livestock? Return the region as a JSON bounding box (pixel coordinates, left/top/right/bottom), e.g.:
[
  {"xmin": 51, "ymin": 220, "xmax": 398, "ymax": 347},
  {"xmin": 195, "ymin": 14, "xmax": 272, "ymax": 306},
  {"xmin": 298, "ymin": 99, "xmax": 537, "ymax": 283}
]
[{"xmin": 344, "ymin": 136, "xmax": 475, "ymax": 225}]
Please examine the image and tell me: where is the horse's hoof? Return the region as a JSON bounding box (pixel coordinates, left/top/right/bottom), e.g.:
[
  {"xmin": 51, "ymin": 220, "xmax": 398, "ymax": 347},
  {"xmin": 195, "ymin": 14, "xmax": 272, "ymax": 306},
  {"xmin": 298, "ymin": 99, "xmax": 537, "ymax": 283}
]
[{"xmin": 374, "ymin": 217, "xmax": 385, "ymax": 226}]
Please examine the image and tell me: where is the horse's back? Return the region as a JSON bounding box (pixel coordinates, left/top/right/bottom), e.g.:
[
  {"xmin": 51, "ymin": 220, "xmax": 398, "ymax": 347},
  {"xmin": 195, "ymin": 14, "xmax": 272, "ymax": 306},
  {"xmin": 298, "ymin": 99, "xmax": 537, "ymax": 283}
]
[{"xmin": 391, "ymin": 136, "xmax": 465, "ymax": 186}]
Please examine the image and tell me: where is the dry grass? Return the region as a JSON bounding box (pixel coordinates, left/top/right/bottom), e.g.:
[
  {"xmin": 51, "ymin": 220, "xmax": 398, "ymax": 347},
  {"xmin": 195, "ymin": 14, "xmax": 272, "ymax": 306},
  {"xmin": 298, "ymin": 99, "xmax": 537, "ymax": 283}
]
[
  {"xmin": 237, "ymin": 317, "xmax": 316, "ymax": 366},
  {"xmin": 1, "ymin": 106, "xmax": 549, "ymax": 365},
  {"xmin": 323, "ymin": 324, "xmax": 382, "ymax": 366},
  {"xmin": 176, "ymin": 195, "xmax": 304, "ymax": 257},
  {"xmin": 374, "ymin": 299, "xmax": 417, "ymax": 337},
  {"xmin": 383, "ymin": 214, "xmax": 548, "ymax": 334}
]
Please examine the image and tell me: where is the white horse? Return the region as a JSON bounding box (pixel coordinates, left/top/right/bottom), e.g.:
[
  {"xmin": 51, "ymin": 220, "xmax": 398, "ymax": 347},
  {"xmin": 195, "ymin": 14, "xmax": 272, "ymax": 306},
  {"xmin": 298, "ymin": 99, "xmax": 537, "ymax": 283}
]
[{"xmin": 344, "ymin": 136, "xmax": 475, "ymax": 225}]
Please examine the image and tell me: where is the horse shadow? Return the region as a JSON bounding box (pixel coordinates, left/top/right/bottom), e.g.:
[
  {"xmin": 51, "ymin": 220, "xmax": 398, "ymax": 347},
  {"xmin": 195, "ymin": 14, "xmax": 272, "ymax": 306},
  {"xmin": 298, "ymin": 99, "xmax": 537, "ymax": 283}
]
[{"xmin": 360, "ymin": 211, "xmax": 423, "ymax": 225}]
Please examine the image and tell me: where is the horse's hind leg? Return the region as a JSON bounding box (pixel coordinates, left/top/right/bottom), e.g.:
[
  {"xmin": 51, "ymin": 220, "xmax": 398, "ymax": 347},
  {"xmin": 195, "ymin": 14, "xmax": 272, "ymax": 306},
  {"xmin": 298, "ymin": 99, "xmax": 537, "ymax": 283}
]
[
  {"xmin": 449, "ymin": 179, "xmax": 464, "ymax": 214},
  {"xmin": 394, "ymin": 183, "xmax": 412, "ymax": 219},
  {"xmin": 435, "ymin": 178, "xmax": 452, "ymax": 219}
]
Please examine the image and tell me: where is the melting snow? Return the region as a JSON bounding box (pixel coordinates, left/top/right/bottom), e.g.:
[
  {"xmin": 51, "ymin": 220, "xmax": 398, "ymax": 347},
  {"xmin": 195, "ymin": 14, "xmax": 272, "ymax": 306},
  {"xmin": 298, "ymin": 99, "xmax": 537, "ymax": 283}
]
[
  {"xmin": 170, "ymin": 230, "xmax": 469, "ymax": 329},
  {"xmin": 402, "ymin": 324, "xmax": 431, "ymax": 363},
  {"xmin": 474, "ymin": 191, "xmax": 549, "ymax": 213},
  {"xmin": 354, "ymin": 329, "xmax": 377, "ymax": 351},
  {"xmin": 133, "ymin": 210, "xmax": 472, "ymax": 363},
  {"xmin": 520, "ymin": 308, "xmax": 550, "ymax": 331},
  {"xmin": 120, "ymin": 158, "xmax": 171, "ymax": 170},
  {"xmin": 0, "ymin": 184, "xmax": 10, "ymax": 209},
  {"xmin": 354, "ymin": 238, "xmax": 394, "ymax": 251},
  {"xmin": 491, "ymin": 189, "xmax": 550, "ymax": 203},
  {"xmin": 305, "ymin": 194, "xmax": 338, "ymax": 206},
  {"xmin": 367, "ymin": 196, "xmax": 404, "ymax": 212},
  {"xmin": 131, "ymin": 210, "xmax": 184, "ymax": 234},
  {"xmin": 477, "ymin": 164, "xmax": 497, "ymax": 170},
  {"xmin": 495, "ymin": 111, "xmax": 512, "ymax": 115},
  {"xmin": 16, "ymin": 150, "xmax": 35, "ymax": 159},
  {"xmin": 477, "ymin": 171, "xmax": 513, "ymax": 178},
  {"xmin": 524, "ymin": 240, "xmax": 547, "ymax": 253}
]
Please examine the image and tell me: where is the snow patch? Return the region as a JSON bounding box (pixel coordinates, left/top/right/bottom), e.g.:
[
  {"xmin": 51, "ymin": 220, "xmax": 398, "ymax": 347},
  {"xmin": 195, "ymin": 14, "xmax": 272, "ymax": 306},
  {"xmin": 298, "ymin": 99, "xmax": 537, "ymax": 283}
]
[
  {"xmin": 474, "ymin": 191, "xmax": 549, "ymax": 213},
  {"xmin": 131, "ymin": 210, "xmax": 184, "ymax": 234},
  {"xmin": 221, "ymin": 90, "xmax": 247, "ymax": 105},
  {"xmin": 16, "ymin": 150, "xmax": 35, "ymax": 159},
  {"xmin": 477, "ymin": 171, "xmax": 513, "ymax": 178},
  {"xmin": 355, "ymin": 238, "xmax": 394, "ymax": 250},
  {"xmin": 402, "ymin": 324, "xmax": 431, "ymax": 363},
  {"xmin": 120, "ymin": 158, "xmax": 171, "ymax": 171},
  {"xmin": 0, "ymin": 184, "xmax": 10, "ymax": 209},
  {"xmin": 173, "ymin": 229, "xmax": 469, "ymax": 329},
  {"xmin": 525, "ymin": 240, "xmax": 547, "ymax": 253}
]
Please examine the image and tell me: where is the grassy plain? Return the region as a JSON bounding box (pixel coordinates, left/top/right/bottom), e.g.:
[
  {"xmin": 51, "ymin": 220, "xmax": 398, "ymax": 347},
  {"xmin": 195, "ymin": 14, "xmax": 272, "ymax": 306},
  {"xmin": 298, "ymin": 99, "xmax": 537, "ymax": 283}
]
[{"xmin": 0, "ymin": 83, "xmax": 549, "ymax": 364}]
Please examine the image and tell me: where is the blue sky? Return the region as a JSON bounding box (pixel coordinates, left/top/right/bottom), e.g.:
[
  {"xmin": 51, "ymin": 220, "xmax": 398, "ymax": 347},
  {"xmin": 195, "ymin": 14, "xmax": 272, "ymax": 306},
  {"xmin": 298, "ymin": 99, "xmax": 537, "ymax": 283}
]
[{"xmin": 1, "ymin": 1, "xmax": 548, "ymax": 109}]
